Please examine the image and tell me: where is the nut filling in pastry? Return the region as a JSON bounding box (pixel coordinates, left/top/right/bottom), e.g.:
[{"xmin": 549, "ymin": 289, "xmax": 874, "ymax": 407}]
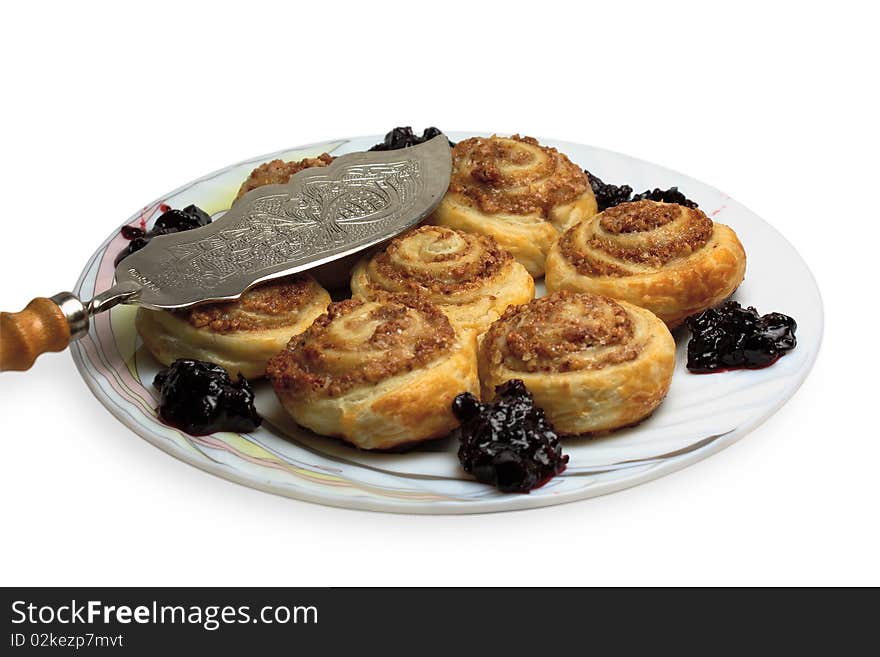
[
  {"xmin": 429, "ymin": 135, "xmax": 598, "ymax": 277},
  {"xmin": 545, "ymin": 200, "xmax": 747, "ymax": 327},
  {"xmin": 479, "ymin": 291, "xmax": 675, "ymax": 435},
  {"xmin": 350, "ymin": 225, "xmax": 534, "ymax": 334},
  {"xmin": 234, "ymin": 153, "xmax": 335, "ymax": 201},
  {"xmin": 267, "ymin": 294, "xmax": 479, "ymax": 450},
  {"xmin": 136, "ymin": 275, "xmax": 331, "ymax": 379}
]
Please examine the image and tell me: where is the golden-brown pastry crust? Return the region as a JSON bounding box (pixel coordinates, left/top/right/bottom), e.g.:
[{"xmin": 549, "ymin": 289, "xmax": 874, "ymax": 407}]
[
  {"xmin": 136, "ymin": 275, "xmax": 330, "ymax": 379},
  {"xmin": 428, "ymin": 135, "xmax": 597, "ymax": 277},
  {"xmin": 478, "ymin": 291, "xmax": 675, "ymax": 435},
  {"xmin": 545, "ymin": 200, "xmax": 747, "ymax": 327},
  {"xmin": 350, "ymin": 225, "xmax": 534, "ymax": 334},
  {"xmin": 267, "ymin": 294, "xmax": 479, "ymax": 450},
  {"xmin": 235, "ymin": 153, "xmax": 335, "ymax": 201}
]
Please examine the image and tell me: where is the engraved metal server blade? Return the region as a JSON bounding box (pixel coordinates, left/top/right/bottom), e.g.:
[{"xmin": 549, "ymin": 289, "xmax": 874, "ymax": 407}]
[
  {"xmin": 0, "ymin": 135, "xmax": 452, "ymax": 371},
  {"xmin": 112, "ymin": 135, "xmax": 452, "ymax": 310}
]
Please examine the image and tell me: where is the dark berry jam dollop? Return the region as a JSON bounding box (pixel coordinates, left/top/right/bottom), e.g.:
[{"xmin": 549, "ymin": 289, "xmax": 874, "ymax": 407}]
[
  {"xmin": 586, "ymin": 170, "xmax": 633, "ymax": 211},
  {"xmin": 585, "ymin": 170, "xmax": 698, "ymax": 211},
  {"xmin": 630, "ymin": 186, "xmax": 698, "ymax": 208},
  {"xmin": 153, "ymin": 204, "xmax": 211, "ymax": 233},
  {"xmin": 153, "ymin": 359, "xmax": 261, "ymax": 435},
  {"xmin": 115, "ymin": 204, "xmax": 212, "ymax": 266},
  {"xmin": 452, "ymin": 380, "xmax": 568, "ymax": 493},
  {"xmin": 685, "ymin": 301, "xmax": 797, "ymax": 373},
  {"xmin": 369, "ymin": 126, "xmax": 455, "ymax": 151}
]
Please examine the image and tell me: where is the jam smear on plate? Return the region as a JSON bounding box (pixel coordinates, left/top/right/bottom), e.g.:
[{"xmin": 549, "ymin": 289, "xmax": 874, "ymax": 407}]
[
  {"xmin": 115, "ymin": 204, "xmax": 212, "ymax": 266},
  {"xmin": 452, "ymin": 380, "xmax": 568, "ymax": 493},
  {"xmin": 685, "ymin": 301, "xmax": 797, "ymax": 373},
  {"xmin": 153, "ymin": 359, "xmax": 262, "ymax": 435}
]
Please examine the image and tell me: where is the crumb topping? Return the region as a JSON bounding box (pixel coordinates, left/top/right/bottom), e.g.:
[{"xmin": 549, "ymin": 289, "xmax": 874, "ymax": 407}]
[
  {"xmin": 559, "ymin": 200, "xmax": 714, "ymax": 275},
  {"xmin": 266, "ymin": 295, "xmax": 455, "ymax": 397},
  {"xmin": 235, "ymin": 153, "xmax": 335, "ymax": 200},
  {"xmin": 599, "ymin": 200, "xmax": 679, "ymax": 233},
  {"xmin": 448, "ymin": 135, "xmax": 590, "ymax": 217},
  {"xmin": 558, "ymin": 226, "xmax": 630, "ymax": 277},
  {"xmin": 182, "ymin": 275, "xmax": 321, "ymax": 332},
  {"xmin": 365, "ymin": 225, "xmax": 512, "ymax": 297},
  {"xmin": 480, "ymin": 291, "xmax": 640, "ymax": 373}
]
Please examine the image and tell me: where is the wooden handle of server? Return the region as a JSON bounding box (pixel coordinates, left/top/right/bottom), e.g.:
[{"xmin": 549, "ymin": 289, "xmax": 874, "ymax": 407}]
[{"xmin": 0, "ymin": 297, "xmax": 72, "ymax": 371}]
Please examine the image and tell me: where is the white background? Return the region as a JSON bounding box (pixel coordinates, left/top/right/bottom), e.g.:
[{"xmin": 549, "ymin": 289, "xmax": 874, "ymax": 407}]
[{"xmin": 1, "ymin": 1, "xmax": 876, "ymax": 586}]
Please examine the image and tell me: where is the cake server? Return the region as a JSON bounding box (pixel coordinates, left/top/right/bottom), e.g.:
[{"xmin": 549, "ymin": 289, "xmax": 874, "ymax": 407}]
[{"xmin": 0, "ymin": 135, "xmax": 452, "ymax": 371}]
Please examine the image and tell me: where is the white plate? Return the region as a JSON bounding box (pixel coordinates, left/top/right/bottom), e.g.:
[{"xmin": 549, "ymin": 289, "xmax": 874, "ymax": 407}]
[{"xmin": 70, "ymin": 132, "xmax": 823, "ymax": 514}]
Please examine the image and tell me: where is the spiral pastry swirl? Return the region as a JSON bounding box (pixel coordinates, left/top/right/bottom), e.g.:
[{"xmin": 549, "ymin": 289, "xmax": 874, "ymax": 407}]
[
  {"xmin": 428, "ymin": 135, "xmax": 598, "ymax": 277},
  {"xmin": 479, "ymin": 291, "xmax": 675, "ymax": 435},
  {"xmin": 136, "ymin": 275, "xmax": 331, "ymax": 379},
  {"xmin": 267, "ymin": 294, "xmax": 479, "ymax": 450},
  {"xmin": 545, "ymin": 200, "xmax": 747, "ymax": 327},
  {"xmin": 350, "ymin": 225, "xmax": 534, "ymax": 334}
]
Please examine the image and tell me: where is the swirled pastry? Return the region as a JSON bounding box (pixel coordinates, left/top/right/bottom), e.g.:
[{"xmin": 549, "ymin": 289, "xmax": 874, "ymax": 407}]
[
  {"xmin": 479, "ymin": 291, "xmax": 675, "ymax": 435},
  {"xmin": 545, "ymin": 200, "xmax": 746, "ymax": 327},
  {"xmin": 235, "ymin": 153, "xmax": 335, "ymax": 202},
  {"xmin": 428, "ymin": 135, "xmax": 597, "ymax": 277},
  {"xmin": 136, "ymin": 275, "xmax": 330, "ymax": 379},
  {"xmin": 350, "ymin": 225, "xmax": 534, "ymax": 334},
  {"xmin": 267, "ymin": 294, "xmax": 479, "ymax": 450}
]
